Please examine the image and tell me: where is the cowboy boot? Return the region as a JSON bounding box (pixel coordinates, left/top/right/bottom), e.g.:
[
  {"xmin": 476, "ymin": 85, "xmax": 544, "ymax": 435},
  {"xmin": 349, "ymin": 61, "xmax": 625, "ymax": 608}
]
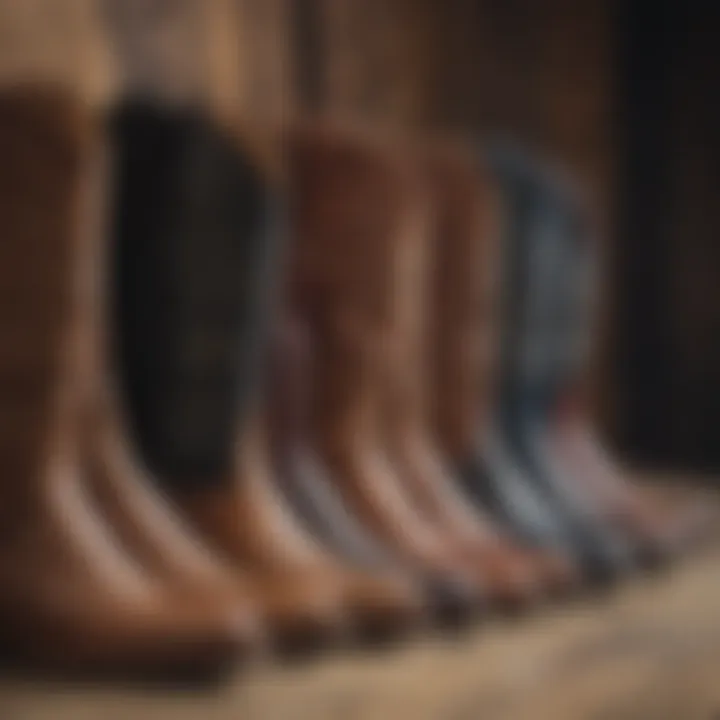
[
  {"xmin": 429, "ymin": 154, "xmax": 575, "ymax": 572},
  {"xmin": 267, "ymin": 315, "xmax": 398, "ymax": 572},
  {"xmin": 0, "ymin": 84, "xmax": 250, "ymax": 678},
  {"xmin": 426, "ymin": 143, "xmax": 579, "ymax": 599},
  {"xmin": 542, "ymin": 173, "xmax": 718, "ymax": 559},
  {"xmin": 171, "ymin": 415, "xmax": 349, "ymax": 655},
  {"xmin": 106, "ymin": 98, "xmax": 345, "ymax": 656},
  {"xmin": 287, "ymin": 121, "xmax": 483, "ymax": 626},
  {"xmin": 381, "ymin": 139, "xmax": 576, "ymax": 607},
  {"xmin": 376, "ymin": 140, "xmax": 533, "ymax": 612},
  {"xmin": 429, "ymin": 141, "xmax": 571, "ymax": 603},
  {"xmin": 267, "ymin": 311, "xmax": 427, "ymax": 642},
  {"xmin": 481, "ymin": 144, "xmax": 634, "ymax": 586},
  {"xmin": 80, "ymin": 99, "xmax": 265, "ymax": 657}
]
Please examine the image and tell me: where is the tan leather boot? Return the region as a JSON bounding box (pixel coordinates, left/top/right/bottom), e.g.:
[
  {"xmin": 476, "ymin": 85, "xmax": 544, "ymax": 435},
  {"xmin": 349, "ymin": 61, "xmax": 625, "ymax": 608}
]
[
  {"xmin": 0, "ymin": 85, "xmax": 250, "ymax": 678},
  {"xmin": 83, "ymin": 367, "xmax": 265, "ymax": 660},
  {"xmin": 287, "ymin": 122, "xmax": 483, "ymax": 625},
  {"xmin": 426, "ymin": 141, "xmax": 580, "ymax": 599},
  {"xmin": 171, "ymin": 415, "xmax": 350, "ymax": 655}
]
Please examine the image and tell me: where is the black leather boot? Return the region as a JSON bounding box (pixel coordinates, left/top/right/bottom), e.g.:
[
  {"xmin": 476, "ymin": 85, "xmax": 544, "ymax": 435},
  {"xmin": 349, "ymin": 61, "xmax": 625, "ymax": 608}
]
[
  {"xmin": 110, "ymin": 98, "xmax": 280, "ymax": 484},
  {"xmin": 108, "ymin": 99, "xmax": 349, "ymax": 655}
]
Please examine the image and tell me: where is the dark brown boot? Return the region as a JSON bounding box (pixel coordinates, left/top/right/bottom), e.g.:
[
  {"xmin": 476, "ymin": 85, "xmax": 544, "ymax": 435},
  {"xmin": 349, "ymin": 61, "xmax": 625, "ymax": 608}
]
[{"xmin": 287, "ymin": 121, "xmax": 483, "ymax": 626}]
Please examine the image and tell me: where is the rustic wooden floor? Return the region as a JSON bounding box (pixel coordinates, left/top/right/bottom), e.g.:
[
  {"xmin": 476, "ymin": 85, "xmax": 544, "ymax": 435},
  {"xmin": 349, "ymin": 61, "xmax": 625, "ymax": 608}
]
[{"xmin": 2, "ymin": 538, "xmax": 720, "ymax": 720}]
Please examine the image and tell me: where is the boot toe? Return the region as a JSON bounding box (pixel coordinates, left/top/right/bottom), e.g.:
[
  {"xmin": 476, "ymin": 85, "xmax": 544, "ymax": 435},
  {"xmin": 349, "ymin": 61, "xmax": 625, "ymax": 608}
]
[
  {"xmin": 259, "ymin": 578, "xmax": 347, "ymax": 658},
  {"xmin": 425, "ymin": 573, "xmax": 482, "ymax": 630},
  {"xmin": 534, "ymin": 551, "xmax": 582, "ymax": 598},
  {"xmin": 344, "ymin": 573, "xmax": 426, "ymax": 644}
]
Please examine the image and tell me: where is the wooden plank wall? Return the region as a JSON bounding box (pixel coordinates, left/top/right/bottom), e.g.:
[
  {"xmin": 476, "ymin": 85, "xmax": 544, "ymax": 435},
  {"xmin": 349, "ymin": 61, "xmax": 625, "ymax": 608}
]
[
  {"xmin": 0, "ymin": 0, "xmax": 614, "ymax": 222},
  {"xmin": 0, "ymin": 0, "xmax": 619, "ymax": 430},
  {"xmin": 615, "ymin": 0, "xmax": 720, "ymax": 471}
]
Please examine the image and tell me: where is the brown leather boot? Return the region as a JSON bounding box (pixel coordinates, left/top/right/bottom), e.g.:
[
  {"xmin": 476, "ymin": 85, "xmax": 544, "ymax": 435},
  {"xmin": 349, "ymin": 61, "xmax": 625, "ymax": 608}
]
[
  {"xmin": 375, "ymin": 140, "xmax": 551, "ymax": 613},
  {"xmin": 267, "ymin": 311, "xmax": 427, "ymax": 642},
  {"xmin": 83, "ymin": 348, "xmax": 267, "ymax": 660},
  {"xmin": 426, "ymin": 141, "xmax": 580, "ymax": 599},
  {"xmin": 287, "ymin": 121, "xmax": 483, "ymax": 626},
  {"xmin": 84, "ymin": 378, "xmax": 264, "ymax": 645},
  {"xmin": 0, "ymin": 85, "xmax": 250, "ymax": 679}
]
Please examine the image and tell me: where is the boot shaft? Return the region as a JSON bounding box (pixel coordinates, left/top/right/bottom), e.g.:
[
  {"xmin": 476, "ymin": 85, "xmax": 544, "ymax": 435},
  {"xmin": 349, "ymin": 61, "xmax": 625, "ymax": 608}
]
[
  {"xmin": 0, "ymin": 86, "xmax": 96, "ymax": 514},
  {"xmin": 267, "ymin": 314, "xmax": 313, "ymax": 455},
  {"xmin": 286, "ymin": 122, "xmax": 411, "ymax": 453},
  {"xmin": 109, "ymin": 98, "xmax": 281, "ymax": 485},
  {"xmin": 428, "ymin": 143, "xmax": 502, "ymax": 459},
  {"xmin": 377, "ymin": 147, "xmax": 433, "ymax": 445},
  {"xmin": 486, "ymin": 145, "xmax": 599, "ymax": 426},
  {"xmin": 486, "ymin": 145, "xmax": 568, "ymax": 422}
]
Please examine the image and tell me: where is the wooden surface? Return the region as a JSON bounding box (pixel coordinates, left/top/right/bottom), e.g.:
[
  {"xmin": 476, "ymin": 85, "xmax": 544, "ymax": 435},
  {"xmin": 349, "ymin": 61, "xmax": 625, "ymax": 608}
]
[{"xmin": 1, "ymin": 540, "xmax": 720, "ymax": 720}]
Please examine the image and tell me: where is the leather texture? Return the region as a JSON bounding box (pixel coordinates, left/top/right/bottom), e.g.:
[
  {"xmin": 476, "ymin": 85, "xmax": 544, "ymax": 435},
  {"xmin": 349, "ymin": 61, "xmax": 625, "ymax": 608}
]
[
  {"xmin": 110, "ymin": 98, "xmax": 280, "ymax": 485},
  {"xmin": 172, "ymin": 416, "xmax": 351, "ymax": 654},
  {"xmin": 426, "ymin": 142, "xmax": 579, "ymax": 597},
  {"xmin": 0, "ymin": 85, "xmax": 253, "ymax": 678},
  {"xmin": 380, "ymin": 142, "xmax": 548, "ymax": 611},
  {"xmin": 108, "ymin": 100, "xmax": 353, "ymax": 655},
  {"xmin": 267, "ymin": 314, "xmax": 395, "ymax": 570},
  {"xmin": 267, "ymin": 314, "xmax": 428, "ymax": 640},
  {"xmin": 482, "ymin": 144, "xmax": 633, "ymax": 584},
  {"xmin": 286, "ymin": 121, "xmax": 483, "ymax": 625},
  {"xmin": 84, "ymin": 100, "xmax": 265, "ymax": 656}
]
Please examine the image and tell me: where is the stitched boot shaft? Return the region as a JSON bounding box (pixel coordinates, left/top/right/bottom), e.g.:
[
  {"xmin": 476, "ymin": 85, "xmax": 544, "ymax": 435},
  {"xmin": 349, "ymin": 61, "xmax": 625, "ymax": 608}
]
[{"xmin": 109, "ymin": 98, "xmax": 281, "ymax": 486}]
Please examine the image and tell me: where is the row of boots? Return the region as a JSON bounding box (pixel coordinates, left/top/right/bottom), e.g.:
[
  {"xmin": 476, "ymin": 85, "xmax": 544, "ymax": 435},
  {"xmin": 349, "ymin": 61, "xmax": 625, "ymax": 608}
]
[{"xmin": 0, "ymin": 84, "xmax": 714, "ymax": 681}]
